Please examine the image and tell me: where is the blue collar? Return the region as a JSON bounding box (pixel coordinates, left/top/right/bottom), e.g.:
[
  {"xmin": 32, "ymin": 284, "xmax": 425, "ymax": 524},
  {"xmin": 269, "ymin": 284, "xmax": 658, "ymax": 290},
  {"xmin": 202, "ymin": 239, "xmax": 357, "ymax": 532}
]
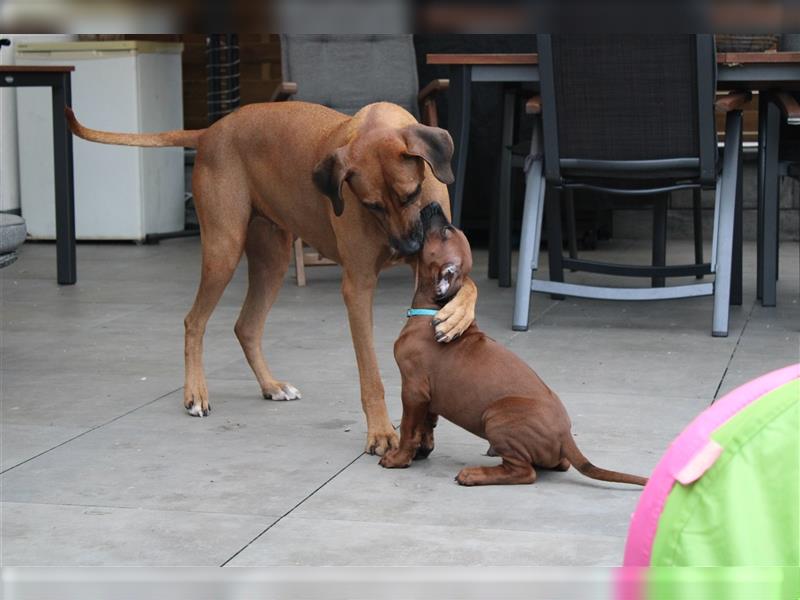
[{"xmin": 406, "ymin": 308, "xmax": 439, "ymax": 318}]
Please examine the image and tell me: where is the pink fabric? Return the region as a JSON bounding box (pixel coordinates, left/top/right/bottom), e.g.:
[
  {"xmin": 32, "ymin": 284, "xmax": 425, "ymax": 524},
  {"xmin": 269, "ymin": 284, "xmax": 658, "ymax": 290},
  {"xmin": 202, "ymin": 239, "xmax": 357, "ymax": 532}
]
[
  {"xmin": 621, "ymin": 363, "xmax": 800, "ymax": 569},
  {"xmin": 674, "ymin": 439, "xmax": 723, "ymax": 485}
]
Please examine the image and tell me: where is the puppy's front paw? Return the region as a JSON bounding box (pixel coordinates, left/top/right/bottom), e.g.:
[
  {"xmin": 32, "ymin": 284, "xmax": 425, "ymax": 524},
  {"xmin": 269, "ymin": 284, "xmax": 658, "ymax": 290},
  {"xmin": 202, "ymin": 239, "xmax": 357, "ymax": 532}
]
[{"xmin": 379, "ymin": 449, "xmax": 412, "ymax": 468}]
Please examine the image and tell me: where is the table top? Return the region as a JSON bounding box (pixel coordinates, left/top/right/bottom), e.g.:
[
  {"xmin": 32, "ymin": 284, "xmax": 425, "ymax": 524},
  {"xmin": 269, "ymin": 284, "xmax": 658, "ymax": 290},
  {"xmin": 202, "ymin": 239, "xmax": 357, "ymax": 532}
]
[
  {"xmin": 0, "ymin": 65, "xmax": 75, "ymax": 73},
  {"xmin": 426, "ymin": 52, "xmax": 800, "ymax": 65}
]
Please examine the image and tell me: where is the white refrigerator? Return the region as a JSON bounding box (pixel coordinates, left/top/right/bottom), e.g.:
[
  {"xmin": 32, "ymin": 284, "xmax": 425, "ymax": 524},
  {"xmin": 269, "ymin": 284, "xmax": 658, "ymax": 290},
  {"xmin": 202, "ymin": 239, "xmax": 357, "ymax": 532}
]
[{"xmin": 16, "ymin": 40, "xmax": 185, "ymax": 240}]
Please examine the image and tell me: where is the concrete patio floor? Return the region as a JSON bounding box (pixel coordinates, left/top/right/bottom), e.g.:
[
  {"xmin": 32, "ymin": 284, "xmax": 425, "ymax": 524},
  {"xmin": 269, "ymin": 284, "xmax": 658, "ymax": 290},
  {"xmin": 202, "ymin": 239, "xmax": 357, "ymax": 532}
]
[{"xmin": 1, "ymin": 237, "xmax": 798, "ymax": 566}]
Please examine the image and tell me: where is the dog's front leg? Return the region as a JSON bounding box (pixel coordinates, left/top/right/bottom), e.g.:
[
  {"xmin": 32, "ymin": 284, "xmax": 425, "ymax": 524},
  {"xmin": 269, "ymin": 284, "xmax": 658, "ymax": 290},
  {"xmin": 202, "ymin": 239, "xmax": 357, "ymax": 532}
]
[
  {"xmin": 341, "ymin": 271, "xmax": 399, "ymax": 456},
  {"xmin": 434, "ymin": 276, "xmax": 477, "ymax": 343},
  {"xmin": 380, "ymin": 384, "xmax": 430, "ymax": 468}
]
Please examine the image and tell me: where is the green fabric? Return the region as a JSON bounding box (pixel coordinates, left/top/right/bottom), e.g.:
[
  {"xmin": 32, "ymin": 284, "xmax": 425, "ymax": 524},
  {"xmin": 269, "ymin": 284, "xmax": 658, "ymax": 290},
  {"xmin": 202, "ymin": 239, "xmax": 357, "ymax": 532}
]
[
  {"xmin": 643, "ymin": 567, "xmax": 800, "ymax": 600},
  {"xmin": 651, "ymin": 379, "xmax": 799, "ymax": 569}
]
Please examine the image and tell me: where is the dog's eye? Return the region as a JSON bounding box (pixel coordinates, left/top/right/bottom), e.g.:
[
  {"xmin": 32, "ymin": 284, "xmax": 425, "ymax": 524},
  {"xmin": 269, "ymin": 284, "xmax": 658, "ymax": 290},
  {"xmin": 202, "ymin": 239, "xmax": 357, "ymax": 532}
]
[
  {"xmin": 364, "ymin": 202, "xmax": 385, "ymax": 213},
  {"xmin": 403, "ymin": 184, "xmax": 422, "ymax": 206}
]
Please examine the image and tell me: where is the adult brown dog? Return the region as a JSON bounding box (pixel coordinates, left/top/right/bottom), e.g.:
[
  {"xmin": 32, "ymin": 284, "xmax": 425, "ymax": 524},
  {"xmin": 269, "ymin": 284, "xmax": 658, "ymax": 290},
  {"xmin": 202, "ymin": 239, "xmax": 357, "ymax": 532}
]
[
  {"xmin": 66, "ymin": 101, "xmax": 477, "ymax": 455},
  {"xmin": 380, "ymin": 203, "xmax": 647, "ymax": 486}
]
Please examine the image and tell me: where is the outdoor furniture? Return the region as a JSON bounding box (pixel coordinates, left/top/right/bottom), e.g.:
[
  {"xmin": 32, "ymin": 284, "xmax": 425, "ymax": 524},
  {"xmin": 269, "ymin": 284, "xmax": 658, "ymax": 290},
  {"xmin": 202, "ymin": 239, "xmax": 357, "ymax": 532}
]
[
  {"xmin": 0, "ymin": 65, "xmax": 75, "ymax": 284},
  {"xmin": 273, "ymin": 35, "xmax": 449, "ymax": 285},
  {"xmin": 757, "ymin": 90, "xmax": 800, "ymax": 305},
  {"xmin": 512, "ymin": 34, "xmax": 748, "ymax": 337},
  {"xmin": 427, "ymin": 50, "xmax": 800, "ymax": 302},
  {"xmin": 490, "ymin": 88, "xmax": 706, "ymax": 289}
]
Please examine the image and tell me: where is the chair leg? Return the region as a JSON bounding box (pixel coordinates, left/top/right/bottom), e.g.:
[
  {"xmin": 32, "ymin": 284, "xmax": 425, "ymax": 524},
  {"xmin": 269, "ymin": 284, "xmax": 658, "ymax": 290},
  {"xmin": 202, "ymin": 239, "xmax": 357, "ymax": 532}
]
[
  {"xmin": 693, "ymin": 188, "xmax": 704, "ymax": 279},
  {"xmin": 712, "ymin": 110, "xmax": 742, "ymax": 337},
  {"xmin": 294, "ymin": 237, "xmax": 307, "ymax": 287},
  {"xmin": 652, "ymin": 193, "xmax": 668, "ymax": 287},
  {"xmin": 545, "ymin": 186, "xmax": 565, "ymax": 300},
  {"xmin": 512, "ymin": 158, "xmax": 545, "ymax": 331},
  {"xmin": 731, "ymin": 135, "xmax": 744, "ymax": 306},
  {"xmin": 564, "ymin": 188, "xmax": 578, "ymax": 268}
]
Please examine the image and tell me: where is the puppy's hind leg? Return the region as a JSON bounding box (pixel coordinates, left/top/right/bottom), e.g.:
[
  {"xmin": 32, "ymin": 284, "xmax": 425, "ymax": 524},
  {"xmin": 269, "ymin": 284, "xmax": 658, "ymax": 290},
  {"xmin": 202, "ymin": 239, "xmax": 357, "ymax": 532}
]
[
  {"xmin": 456, "ymin": 456, "xmax": 536, "ymax": 486},
  {"xmin": 457, "ymin": 398, "xmax": 537, "ymax": 485},
  {"xmin": 234, "ymin": 217, "xmax": 299, "ymax": 400}
]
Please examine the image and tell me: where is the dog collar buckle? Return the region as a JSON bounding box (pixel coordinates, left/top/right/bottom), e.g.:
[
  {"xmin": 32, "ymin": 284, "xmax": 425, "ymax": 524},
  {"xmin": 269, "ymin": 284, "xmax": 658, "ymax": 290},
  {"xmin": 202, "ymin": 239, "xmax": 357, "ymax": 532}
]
[{"xmin": 406, "ymin": 308, "xmax": 439, "ymax": 318}]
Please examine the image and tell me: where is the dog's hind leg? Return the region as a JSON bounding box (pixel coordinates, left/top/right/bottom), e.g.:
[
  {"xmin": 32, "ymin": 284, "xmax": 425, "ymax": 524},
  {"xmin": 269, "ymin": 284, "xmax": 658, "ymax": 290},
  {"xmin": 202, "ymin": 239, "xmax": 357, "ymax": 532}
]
[
  {"xmin": 183, "ymin": 167, "xmax": 251, "ymax": 417},
  {"xmin": 234, "ymin": 216, "xmax": 299, "ymax": 400},
  {"xmin": 455, "ymin": 456, "xmax": 537, "ymax": 486}
]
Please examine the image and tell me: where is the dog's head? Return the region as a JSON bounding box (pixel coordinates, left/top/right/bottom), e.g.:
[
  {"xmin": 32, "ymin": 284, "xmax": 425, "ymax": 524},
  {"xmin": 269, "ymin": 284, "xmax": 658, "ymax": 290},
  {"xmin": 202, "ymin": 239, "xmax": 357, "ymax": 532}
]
[
  {"xmin": 417, "ymin": 202, "xmax": 472, "ymax": 304},
  {"xmin": 312, "ymin": 123, "xmax": 454, "ymax": 256}
]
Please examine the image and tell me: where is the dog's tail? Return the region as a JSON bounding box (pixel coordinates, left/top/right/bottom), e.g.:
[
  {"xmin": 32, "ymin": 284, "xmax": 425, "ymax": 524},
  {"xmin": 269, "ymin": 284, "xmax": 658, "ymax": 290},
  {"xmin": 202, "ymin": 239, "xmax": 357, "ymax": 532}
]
[
  {"xmin": 562, "ymin": 435, "xmax": 648, "ymax": 486},
  {"xmin": 65, "ymin": 107, "xmax": 204, "ymax": 149}
]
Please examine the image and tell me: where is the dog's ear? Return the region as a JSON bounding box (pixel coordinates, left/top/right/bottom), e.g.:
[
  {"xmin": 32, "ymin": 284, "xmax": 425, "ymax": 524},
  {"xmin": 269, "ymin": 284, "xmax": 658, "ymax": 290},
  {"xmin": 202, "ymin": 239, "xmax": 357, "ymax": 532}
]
[
  {"xmin": 312, "ymin": 148, "xmax": 351, "ymax": 217},
  {"xmin": 402, "ymin": 124, "xmax": 455, "ymax": 185}
]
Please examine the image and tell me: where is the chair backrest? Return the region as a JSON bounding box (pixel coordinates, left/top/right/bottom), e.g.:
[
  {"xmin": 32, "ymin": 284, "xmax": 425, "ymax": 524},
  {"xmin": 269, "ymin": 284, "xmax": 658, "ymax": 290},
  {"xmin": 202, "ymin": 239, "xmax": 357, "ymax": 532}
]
[
  {"xmin": 280, "ymin": 34, "xmax": 419, "ymax": 117},
  {"xmin": 537, "ymin": 34, "xmax": 717, "ymax": 188}
]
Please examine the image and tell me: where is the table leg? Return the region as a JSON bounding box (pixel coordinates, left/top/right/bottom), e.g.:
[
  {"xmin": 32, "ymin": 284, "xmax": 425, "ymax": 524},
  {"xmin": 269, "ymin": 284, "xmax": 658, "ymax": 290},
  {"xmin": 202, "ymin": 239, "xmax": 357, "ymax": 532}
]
[
  {"xmin": 760, "ymin": 95, "xmax": 780, "ymax": 307},
  {"xmin": 447, "ymin": 65, "xmax": 471, "ymax": 229},
  {"xmin": 497, "ymin": 87, "xmax": 515, "ymax": 288},
  {"xmin": 51, "ymin": 73, "xmax": 76, "ymax": 285}
]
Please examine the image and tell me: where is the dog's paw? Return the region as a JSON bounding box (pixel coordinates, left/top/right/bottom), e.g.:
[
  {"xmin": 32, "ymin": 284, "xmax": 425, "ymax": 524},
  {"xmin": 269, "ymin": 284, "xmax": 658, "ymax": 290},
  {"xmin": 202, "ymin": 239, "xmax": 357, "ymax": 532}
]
[
  {"xmin": 414, "ymin": 444, "xmax": 434, "ymax": 460},
  {"xmin": 455, "ymin": 467, "xmax": 481, "ymax": 486},
  {"xmin": 263, "ymin": 381, "xmax": 302, "ymax": 401},
  {"xmin": 184, "ymin": 381, "xmax": 211, "ymax": 417},
  {"xmin": 365, "ymin": 427, "xmax": 399, "ymax": 456},
  {"xmin": 379, "ymin": 448, "xmax": 411, "ymax": 468}
]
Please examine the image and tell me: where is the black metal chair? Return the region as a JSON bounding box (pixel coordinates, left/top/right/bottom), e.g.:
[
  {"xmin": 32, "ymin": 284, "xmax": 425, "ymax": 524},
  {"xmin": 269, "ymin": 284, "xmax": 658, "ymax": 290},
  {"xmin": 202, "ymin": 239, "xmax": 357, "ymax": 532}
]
[
  {"xmin": 513, "ymin": 34, "xmax": 749, "ymax": 337},
  {"xmin": 490, "ymin": 86, "xmax": 707, "ymax": 290}
]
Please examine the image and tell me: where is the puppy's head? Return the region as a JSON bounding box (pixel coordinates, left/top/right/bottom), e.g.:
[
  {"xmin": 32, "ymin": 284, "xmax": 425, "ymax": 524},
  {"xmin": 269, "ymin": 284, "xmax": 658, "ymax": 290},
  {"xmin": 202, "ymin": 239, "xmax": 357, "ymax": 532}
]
[
  {"xmin": 312, "ymin": 123, "xmax": 454, "ymax": 256},
  {"xmin": 418, "ymin": 202, "xmax": 472, "ymax": 303}
]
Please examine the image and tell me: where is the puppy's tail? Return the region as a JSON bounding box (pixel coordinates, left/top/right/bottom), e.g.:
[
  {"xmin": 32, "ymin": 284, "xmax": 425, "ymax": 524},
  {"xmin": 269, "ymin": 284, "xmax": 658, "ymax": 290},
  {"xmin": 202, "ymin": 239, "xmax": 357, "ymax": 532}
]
[
  {"xmin": 562, "ymin": 435, "xmax": 648, "ymax": 486},
  {"xmin": 65, "ymin": 107, "xmax": 204, "ymax": 149}
]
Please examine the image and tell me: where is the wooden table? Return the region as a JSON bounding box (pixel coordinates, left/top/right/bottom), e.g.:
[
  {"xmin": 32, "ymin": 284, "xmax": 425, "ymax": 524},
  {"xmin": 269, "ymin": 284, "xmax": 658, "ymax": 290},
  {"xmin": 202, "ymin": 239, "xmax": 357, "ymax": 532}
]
[
  {"xmin": 428, "ymin": 51, "xmax": 800, "ymax": 304},
  {"xmin": 0, "ymin": 66, "xmax": 76, "ymax": 285}
]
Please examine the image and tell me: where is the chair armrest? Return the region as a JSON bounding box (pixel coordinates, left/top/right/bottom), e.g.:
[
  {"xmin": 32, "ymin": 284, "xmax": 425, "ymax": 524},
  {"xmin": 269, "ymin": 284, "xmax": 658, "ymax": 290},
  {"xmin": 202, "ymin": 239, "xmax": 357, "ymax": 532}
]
[
  {"xmin": 525, "ymin": 95, "xmax": 541, "ymax": 114},
  {"xmin": 418, "ymin": 78, "xmax": 449, "ymax": 103},
  {"xmin": 270, "ymin": 81, "xmax": 298, "ymax": 102},
  {"xmin": 773, "ymin": 91, "xmax": 800, "ymax": 125},
  {"xmin": 714, "ymin": 90, "xmax": 752, "ymax": 113}
]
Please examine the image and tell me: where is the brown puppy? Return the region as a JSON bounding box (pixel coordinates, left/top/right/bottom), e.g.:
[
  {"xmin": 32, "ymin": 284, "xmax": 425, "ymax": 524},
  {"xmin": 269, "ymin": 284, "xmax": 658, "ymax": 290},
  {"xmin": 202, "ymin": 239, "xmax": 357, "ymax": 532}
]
[
  {"xmin": 380, "ymin": 204, "xmax": 647, "ymax": 486},
  {"xmin": 66, "ymin": 101, "xmax": 477, "ymax": 456}
]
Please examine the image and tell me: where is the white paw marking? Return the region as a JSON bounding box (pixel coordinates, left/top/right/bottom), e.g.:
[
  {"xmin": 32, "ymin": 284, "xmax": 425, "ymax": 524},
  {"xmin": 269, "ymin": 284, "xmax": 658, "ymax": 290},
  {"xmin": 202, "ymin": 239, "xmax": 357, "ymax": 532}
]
[
  {"xmin": 265, "ymin": 383, "xmax": 301, "ymax": 401},
  {"xmin": 283, "ymin": 384, "xmax": 301, "ymax": 400},
  {"xmin": 188, "ymin": 404, "xmax": 204, "ymax": 417}
]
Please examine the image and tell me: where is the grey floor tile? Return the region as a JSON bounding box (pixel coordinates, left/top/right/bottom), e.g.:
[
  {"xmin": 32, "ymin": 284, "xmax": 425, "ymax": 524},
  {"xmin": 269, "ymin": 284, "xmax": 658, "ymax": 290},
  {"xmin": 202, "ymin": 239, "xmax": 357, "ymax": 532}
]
[
  {"xmin": 1, "ymin": 501, "xmax": 274, "ymax": 566},
  {"xmin": 226, "ymin": 516, "xmax": 624, "ymax": 566},
  {"xmin": 2, "ymin": 238, "xmax": 797, "ymax": 567}
]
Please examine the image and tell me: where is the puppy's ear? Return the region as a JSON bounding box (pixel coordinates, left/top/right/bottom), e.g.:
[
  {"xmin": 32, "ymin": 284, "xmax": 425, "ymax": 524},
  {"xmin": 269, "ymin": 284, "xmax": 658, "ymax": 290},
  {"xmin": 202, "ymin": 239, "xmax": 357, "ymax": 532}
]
[
  {"xmin": 402, "ymin": 124, "xmax": 455, "ymax": 185},
  {"xmin": 435, "ymin": 263, "xmax": 460, "ymax": 300},
  {"xmin": 312, "ymin": 148, "xmax": 351, "ymax": 217}
]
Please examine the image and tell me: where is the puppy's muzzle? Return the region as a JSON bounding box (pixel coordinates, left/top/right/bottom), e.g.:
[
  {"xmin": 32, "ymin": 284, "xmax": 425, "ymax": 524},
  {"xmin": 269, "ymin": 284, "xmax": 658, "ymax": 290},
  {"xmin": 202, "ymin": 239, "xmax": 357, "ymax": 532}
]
[{"xmin": 390, "ymin": 220, "xmax": 424, "ymax": 256}]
